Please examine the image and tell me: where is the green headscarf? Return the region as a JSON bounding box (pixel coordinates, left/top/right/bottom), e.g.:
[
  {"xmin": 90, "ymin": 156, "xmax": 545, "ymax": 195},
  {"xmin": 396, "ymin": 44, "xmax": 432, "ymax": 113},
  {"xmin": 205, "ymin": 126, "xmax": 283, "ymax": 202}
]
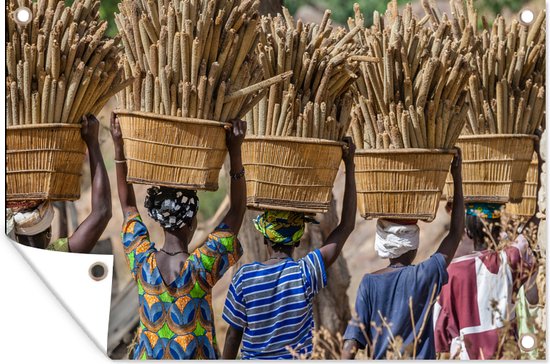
[{"xmin": 253, "ymin": 210, "xmax": 317, "ymax": 246}]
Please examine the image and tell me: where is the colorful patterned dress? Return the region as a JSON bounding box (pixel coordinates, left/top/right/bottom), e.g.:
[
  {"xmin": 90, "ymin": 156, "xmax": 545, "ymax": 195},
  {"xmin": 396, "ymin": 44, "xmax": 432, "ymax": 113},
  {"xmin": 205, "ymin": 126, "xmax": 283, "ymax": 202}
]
[{"xmin": 122, "ymin": 211, "xmax": 242, "ymax": 360}]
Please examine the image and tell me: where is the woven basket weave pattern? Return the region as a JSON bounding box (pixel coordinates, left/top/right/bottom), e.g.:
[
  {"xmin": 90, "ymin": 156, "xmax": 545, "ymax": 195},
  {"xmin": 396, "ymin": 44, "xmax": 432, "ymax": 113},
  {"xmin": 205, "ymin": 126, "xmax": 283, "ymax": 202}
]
[
  {"xmin": 445, "ymin": 135, "xmax": 535, "ymax": 203},
  {"xmin": 355, "ymin": 150, "xmax": 454, "ymax": 221},
  {"xmin": 242, "ymin": 137, "xmax": 343, "ymax": 214},
  {"xmin": 507, "ymin": 155, "xmax": 538, "ymax": 217},
  {"xmin": 7, "ymin": 124, "xmax": 86, "ymax": 201},
  {"xmin": 117, "ymin": 111, "xmax": 228, "ymax": 190}
]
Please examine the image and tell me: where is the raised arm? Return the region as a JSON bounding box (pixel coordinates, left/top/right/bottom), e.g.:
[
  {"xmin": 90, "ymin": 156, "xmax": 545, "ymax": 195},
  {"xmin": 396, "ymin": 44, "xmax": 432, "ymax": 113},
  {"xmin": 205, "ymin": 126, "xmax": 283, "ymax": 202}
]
[
  {"xmin": 68, "ymin": 115, "xmax": 112, "ymax": 253},
  {"xmin": 221, "ymin": 119, "xmax": 247, "ymax": 234},
  {"xmin": 436, "ymin": 149, "xmax": 464, "ymax": 266},
  {"xmin": 110, "ymin": 112, "xmax": 138, "ymax": 215},
  {"xmin": 319, "ymin": 137, "xmax": 357, "ymax": 268}
]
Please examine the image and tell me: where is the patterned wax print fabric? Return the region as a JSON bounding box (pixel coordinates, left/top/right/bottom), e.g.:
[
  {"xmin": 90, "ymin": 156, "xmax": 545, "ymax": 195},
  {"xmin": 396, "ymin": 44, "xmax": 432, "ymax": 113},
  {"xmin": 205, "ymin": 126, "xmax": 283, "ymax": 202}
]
[
  {"xmin": 46, "ymin": 237, "xmax": 69, "ymax": 252},
  {"xmin": 122, "ymin": 211, "xmax": 242, "ymax": 360},
  {"xmin": 433, "ymin": 235, "xmax": 535, "ymax": 359},
  {"xmin": 222, "ymin": 250, "xmax": 327, "ymax": 359},
  {"xmin": 253, "ymin": 210, "xmax": 317, "ymax": 245}
]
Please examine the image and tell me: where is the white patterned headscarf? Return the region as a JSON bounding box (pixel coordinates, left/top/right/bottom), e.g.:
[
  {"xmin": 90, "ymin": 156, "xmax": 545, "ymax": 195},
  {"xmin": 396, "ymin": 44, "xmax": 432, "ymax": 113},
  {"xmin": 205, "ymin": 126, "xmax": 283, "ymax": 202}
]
[
  {"xmin": 374, "ymin": 219, "xmax": 420, "ymax": 259},
  {"xmin": 11, "ymin": 201, "xmax": 55, "ymax": 236},
  {"xmin": 144, "ymin": 187, "xmax": 199, "ymax": 231}
]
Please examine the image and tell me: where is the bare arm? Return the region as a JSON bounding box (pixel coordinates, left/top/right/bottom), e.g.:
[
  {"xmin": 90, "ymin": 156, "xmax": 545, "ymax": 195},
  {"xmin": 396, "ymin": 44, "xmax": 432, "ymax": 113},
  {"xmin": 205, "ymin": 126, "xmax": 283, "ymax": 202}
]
[
  {"xmin": 68, "ymin": 115, "xmax": 112, "ymax": 253},
  {"xmin": 436, "ymin": 149, "xmax": 464, "ymax": 266},
  {"xmin": 221, "ymin": 120, "xmax": 247, "ymax": 234},
  {"xmin": 110, "ymin": 112, "xmax": 138, "ymax": 215},
  {"xmin": 342, "ymin": 339, "xmax": 359, "ymax": 360},
  {"xmin": 319, "ymin": 138, "xmax": 357, "ymax": 268},
  {"xmin": 222, "ymin": 326, "xmax": 244, "ymax": 359},
  {"xmin": 53, "ymin": 202, "xmax": 69, "ymax": 237}
]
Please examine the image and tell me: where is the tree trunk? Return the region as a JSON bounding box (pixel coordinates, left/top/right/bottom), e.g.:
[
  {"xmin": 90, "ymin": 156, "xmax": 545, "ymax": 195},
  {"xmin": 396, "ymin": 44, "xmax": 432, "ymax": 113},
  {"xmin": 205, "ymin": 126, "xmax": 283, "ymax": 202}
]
[
  {"xmin": 294, "ymin": 197, "xmax": 352, "ymax": 334},
  {"xmin": 234, "ymin": 0, "xmax": 352, "ymax": 334}
]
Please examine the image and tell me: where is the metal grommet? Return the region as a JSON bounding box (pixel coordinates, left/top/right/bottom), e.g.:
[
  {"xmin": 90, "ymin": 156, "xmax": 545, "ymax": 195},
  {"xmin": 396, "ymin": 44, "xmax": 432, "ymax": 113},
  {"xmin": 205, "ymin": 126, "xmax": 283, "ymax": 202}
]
[
  {"xmin": 13, "ymin": 7, "xmax": 32, "ymax": 26},
  {"xmin": 519, "ymin": 333, "xmax": 537, "ymax": 352},
  {"xmin": 89, "ymin": 262, "xmax": 108, "ymax": 281},
  {"xmin": 519, "ymin": 9, "xmax": 535, "ymax": 26}
]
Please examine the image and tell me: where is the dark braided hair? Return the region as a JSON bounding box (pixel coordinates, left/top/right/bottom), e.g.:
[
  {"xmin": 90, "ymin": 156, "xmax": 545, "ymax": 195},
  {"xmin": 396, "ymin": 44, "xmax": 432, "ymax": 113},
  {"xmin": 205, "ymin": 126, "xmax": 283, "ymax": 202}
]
[{"xmin": 144, "ymin": 187, "xmax": 199, "ymax": 231}]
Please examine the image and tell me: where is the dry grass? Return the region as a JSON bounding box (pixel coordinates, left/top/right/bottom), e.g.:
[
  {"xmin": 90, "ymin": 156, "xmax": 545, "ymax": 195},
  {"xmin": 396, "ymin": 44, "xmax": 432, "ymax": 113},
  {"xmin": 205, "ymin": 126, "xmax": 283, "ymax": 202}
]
[{"xmin": 290, "ymin": 215, "xmax": 546, "ymax": 360}]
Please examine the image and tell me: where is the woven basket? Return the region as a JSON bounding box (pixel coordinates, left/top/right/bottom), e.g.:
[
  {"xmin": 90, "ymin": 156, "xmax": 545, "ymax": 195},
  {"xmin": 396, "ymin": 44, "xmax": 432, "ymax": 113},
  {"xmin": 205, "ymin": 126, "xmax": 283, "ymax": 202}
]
[
  {"xmin": 7, "ymin": 124, "xmax": 86, "ymax": 201},
  {"xmin": 355, "ymin": 149, "xmax": 454, "ymax": 222},
  {"xmin": 117, "ymin": 110, "xmax": 228, "ymax": 190},
  {"xmin": 242, "ymin": 136, "xmax": 344, "ymax": 214},
  {"xmin": 445, "ymin": 135, "xmax": 536, "ymax": 203},
  {"xmin": 506, "ymin": 153, "xmax": 538, "ymax": 217}
]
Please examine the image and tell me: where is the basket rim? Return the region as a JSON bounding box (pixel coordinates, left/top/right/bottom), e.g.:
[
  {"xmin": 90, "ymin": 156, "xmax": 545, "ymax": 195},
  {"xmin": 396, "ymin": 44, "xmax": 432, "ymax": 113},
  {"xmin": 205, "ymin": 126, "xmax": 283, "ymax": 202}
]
[
  {"xmin": 244, "ymin": 135, "xmax": 346, "ymax": 147},
  {"xmin": 115, "ymin": 109, "xmax": 231, "ymax": 128},
  {"xmin": 355, "ymin": 148, "xmax": 456, "ymax": 155},
  {"xmin": 458, "ymin": 134, "xmax": 539, "ymax": 141},
  {"xmin": 7, "ymin": 123, "xmax": 82, "ymax": 130}
]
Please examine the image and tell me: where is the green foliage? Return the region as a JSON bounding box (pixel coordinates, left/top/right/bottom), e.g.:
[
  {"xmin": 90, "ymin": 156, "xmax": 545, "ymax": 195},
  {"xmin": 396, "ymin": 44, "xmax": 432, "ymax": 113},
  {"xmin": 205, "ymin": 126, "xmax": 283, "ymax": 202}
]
[
  {"xmin": 197, "ymin": 176, "xmax": 228, "ymax": 221},
  {"xmin": 65, "ymin": 0, "xmax": 120, "ymax": 37},
  {"xmin": 480, "ymin": 0, "xmax": 525, "ymax": 16},
  {"xmin": 98, "ymin": 0, "xmax": 121, "ymax": 37},
  {"xmin": 285, "ymin": 0, "xmax": 410, "ymax": 27}
]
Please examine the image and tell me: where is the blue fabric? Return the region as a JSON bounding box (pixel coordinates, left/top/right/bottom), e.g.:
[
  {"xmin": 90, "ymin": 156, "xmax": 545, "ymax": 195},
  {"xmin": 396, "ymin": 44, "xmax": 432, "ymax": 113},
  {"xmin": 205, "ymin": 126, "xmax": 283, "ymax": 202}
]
[
  {"xmin": 222, "ymin": 249, "xmax": 327, "ymax": 359},
  {"xmin": 344, "ymin": 253, "xmax": 448, "ymax": 359}
]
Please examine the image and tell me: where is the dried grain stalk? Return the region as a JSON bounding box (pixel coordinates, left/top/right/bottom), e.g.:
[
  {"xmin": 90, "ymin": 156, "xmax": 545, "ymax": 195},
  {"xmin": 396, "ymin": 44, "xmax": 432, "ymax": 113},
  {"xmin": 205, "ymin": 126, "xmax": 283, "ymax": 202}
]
[
  {"xmin": 6, "ymin": 0, "xmax": 125, "ymax": 126},
  {"xmin": 246, "ymin": 8, "xmax": 362, "ymax": 141},
  {"xmin": 351, "ymin": 2, "xmax": 472, "ymax": 149}
]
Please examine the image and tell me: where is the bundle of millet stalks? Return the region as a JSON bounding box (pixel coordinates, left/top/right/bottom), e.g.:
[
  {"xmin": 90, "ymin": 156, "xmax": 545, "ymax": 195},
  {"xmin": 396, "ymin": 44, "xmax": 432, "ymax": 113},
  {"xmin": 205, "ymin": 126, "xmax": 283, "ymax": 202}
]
[
  {"xmin": 6, "ymin": 0, "xmax": 126, "ymax": 126},
  {"xmin": 115, "ymin": 0, "xmax": 289, "ymax": 122},
  {"xmin": 349, "ymin": 2, "xmax": 474, "ymax": 150},
  {"xmin": 245, "ymin": 8, "xmax": 364, "ymax": 141},
  {"xmin": 435, "ymin": 0, "xmax": 546, "ymax": 135}
]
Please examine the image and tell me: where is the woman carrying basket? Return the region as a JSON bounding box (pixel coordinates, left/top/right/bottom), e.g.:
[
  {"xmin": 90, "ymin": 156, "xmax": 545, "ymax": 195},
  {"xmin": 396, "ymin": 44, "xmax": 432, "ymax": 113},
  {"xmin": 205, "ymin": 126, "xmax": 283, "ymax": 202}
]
[
  {"xmin": 221, "ymin": 138, "xmax": 357, "ymax": 360},
  {"xmin": 110, "ymin": 112, "xmax": 247, "ymax": 359},
  {"xmin": 342, "ymin": 150, "xmax": 465, "ymax": 359},
  {"xmin": 7, "ymin": 115, "xmax": 112, "ymax": 253}
]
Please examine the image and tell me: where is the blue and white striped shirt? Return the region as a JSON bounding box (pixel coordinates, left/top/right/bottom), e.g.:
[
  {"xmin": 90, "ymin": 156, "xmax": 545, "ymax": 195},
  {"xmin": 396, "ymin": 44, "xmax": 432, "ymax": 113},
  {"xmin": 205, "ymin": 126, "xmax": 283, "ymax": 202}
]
[{"xmin": 222, "ymin": 249, "xmax": 327, "ymax": 359}]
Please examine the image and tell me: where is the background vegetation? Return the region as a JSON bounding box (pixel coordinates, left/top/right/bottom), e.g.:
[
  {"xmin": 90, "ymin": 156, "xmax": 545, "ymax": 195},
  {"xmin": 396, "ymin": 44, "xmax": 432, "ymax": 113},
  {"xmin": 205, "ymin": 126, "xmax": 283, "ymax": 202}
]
[{"xmin": 75, "ymin": 0, "xmax": 531, "ymax": 37}]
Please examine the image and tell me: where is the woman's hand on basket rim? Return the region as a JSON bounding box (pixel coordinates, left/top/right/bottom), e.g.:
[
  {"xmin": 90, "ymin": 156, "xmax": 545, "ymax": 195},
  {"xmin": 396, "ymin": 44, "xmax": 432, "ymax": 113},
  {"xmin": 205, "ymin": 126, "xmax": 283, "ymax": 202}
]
[
  {"xmin": 110, "ymin": 112, "xmax": 123, "ymax": 148},
  {"xmin": 450, "ymin": 147, "xmax": 462, "ymax": 177},
  {"xmin": 342, "ymin": 136, "xmax": 356, "ymax": 167},
  {"xmin": 81, "ymin": 114, "xmax": 100, "ymax": 145},
  {"xmin": 226, "ymin": 119, "xmax": 247, "ymax": 152}
]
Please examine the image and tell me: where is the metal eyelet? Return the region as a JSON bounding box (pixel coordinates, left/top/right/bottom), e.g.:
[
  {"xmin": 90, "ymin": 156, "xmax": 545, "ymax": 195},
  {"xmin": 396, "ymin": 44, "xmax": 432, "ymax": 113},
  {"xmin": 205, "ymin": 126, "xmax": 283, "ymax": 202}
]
[
  {"xmin": 88, "ymin": 262, "xmax": 108, "ymax": 281},
  {"xmin": 13, "ymin": 7, "xmax": 32, "ymax": 26}
]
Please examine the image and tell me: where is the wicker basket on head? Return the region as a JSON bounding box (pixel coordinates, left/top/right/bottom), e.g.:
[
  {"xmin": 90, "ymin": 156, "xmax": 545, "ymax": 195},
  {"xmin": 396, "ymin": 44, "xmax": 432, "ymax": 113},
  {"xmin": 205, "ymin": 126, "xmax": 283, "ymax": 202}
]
[
  {"xmin": 506, "ymin": 153, "xmax": 538, "ymax": 217},
  {"xmin": 116, "ymin": 110, "xmax": 229, "ymax": 190},
  {"xmin": 7, "ymin": 124, "xmax": 86, "ymax": 201},
  {"xmin": 445, "ymin": 134, "xmax": 536, "ymax": 204},
  {"xmin": 242, "ymin": 136, "xmax": 344, "ymax": 214},
  {"xmin": 355, "ymin": 149, "xmax": 455, "ymax": 222}
]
